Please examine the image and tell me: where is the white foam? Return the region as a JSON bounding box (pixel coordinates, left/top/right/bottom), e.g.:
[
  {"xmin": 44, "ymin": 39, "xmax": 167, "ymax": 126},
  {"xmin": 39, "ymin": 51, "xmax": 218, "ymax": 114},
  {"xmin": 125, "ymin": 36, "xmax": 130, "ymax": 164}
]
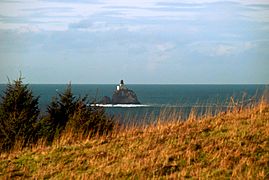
[
  {"xmin": 90, "ymin": 104, "xmax": 231, "ymax": 108},
  {"xmin": 91, "ymin": 104, "xmax": 150, "ymax": 108}
]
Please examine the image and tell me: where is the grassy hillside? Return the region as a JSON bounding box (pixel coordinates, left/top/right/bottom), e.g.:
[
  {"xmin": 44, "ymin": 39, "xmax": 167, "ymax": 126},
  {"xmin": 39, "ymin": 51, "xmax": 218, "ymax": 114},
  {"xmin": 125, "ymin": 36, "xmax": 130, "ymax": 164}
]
[{"xmin": 0, "ymin": 103, "xmax": 269, "ymax": 179}]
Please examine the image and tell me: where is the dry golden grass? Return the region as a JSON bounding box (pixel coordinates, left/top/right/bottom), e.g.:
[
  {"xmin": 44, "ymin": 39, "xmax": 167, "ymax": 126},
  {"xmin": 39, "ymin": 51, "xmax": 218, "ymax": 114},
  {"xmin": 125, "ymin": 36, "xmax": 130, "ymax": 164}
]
[{"xmin": 0, "ymin": 101, "xmax": 269, "ymax": 179}]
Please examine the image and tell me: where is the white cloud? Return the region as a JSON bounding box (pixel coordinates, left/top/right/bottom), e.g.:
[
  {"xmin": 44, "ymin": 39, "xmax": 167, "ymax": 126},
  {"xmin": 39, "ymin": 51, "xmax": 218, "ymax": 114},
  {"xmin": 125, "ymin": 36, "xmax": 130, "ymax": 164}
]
[
  {"xmin": 0, "ymin": 1, "xmax": 105, "ymax": 31},
  {"xmin": 69, "ymin": 20, "xmax": 156, "ymax": 32},
  {"xmin": 0, "ymin": 0, "xmax": 269, "ymax": 32},
  {"xmin": 240, "ymin": 10, "xmax": 269, "ymax": 23},
  {"xmin": 156, "ymin": 43, "xmax": 175, "ymax": 53},
  {"xmin": 188, "ymin": 41, "xmax": 257, "ymax": 57},
  {"xmin": 0, "ymin": 22, "xmax": 68, "ymax": 32},
  {"xmin": 214, "ymin": 45, "xmax": 237, "ymax": 56},
  {"xmin": 147, "ymin": 42, "xmax": 175, "ymax": 72},
  {"xmin": 17, "ymin": 24, "xmax": 41, "ymax": 33}
]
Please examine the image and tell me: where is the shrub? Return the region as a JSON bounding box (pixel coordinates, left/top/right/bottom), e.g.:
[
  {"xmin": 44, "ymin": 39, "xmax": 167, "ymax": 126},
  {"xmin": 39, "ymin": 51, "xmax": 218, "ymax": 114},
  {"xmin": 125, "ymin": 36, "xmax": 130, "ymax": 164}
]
[
  {"xmin": 67, "ymin": 100, "xmax": 114, "ymax": 137},
  {"xmin": 39, "ymin": 84, "xmax": 114, "ymax": 143},
  {"xmin": 0, "ymin": 77, "xmax": 40, "ymax": 151}
]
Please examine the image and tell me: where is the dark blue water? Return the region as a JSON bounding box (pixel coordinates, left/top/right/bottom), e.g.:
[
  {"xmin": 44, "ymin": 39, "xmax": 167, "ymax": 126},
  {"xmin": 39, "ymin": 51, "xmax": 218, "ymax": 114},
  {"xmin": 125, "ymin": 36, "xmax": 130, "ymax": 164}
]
[{"xmin": 0, "ymin": 84, "xmax": 267, "ymax": 122}]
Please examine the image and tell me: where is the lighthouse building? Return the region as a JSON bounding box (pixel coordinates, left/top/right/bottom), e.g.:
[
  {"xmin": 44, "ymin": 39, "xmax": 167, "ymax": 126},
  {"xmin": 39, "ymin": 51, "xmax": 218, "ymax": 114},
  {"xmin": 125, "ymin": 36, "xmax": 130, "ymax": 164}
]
[{"xmin": 117, "ymin": 80, "xmax": 126, "ymax": 91}]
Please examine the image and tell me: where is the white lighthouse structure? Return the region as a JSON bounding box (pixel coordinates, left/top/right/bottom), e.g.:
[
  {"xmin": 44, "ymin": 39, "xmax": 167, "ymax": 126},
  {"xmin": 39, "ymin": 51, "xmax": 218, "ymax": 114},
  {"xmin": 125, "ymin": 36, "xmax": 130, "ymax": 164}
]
[{"xmin": 117, "ymin": 80, "xmax": 125, "ymax": 91}]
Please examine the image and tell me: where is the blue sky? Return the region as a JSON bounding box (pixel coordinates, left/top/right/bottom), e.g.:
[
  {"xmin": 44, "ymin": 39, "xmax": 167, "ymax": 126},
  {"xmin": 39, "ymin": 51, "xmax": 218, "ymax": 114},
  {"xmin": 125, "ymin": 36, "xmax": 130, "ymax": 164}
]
[{"xmin": 0, "ymin": 0, "xmax": 268, "ymax": 84}]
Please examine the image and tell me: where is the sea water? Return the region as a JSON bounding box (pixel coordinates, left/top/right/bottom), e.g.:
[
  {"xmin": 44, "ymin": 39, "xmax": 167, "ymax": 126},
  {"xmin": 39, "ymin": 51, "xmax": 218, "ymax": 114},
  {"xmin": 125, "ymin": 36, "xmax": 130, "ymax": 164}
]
[{"xmin": 0, "ymin": 84, "xmax": 267, "ymax": 123}]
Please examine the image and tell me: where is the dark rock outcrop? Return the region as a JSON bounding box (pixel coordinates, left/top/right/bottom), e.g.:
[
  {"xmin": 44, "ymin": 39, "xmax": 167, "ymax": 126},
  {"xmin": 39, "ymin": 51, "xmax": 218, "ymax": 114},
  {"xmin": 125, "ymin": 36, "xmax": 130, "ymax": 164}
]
[
  {"xmin": 112, "ymin": 89, "xmax": 140, "ymax": 104},
  {"xmin": 98, "ymin": 80, "xmax": 140, "ymax": 104},
  {"xmin": 98, "ymin": 96, "xmax": 111, "ymax": 104}
]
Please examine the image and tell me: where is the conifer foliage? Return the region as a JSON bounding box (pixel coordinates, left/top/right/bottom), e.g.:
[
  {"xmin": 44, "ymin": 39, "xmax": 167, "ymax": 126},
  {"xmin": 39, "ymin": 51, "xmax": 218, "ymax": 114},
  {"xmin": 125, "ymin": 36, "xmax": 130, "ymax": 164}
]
[
  {"xmin": 47, "ymin": 84, "xmax": 76, "ymax": 139},
  {"xmin": 0, "ymin": 77, "xmax": 115, "ymax": 151},
  {"xmin": 39, "ymin": 84, "xmax": 114, "ymax": 143},
  {"xmin": 0, "ymin": 77, "xmax": 39, "ymax": 151}
]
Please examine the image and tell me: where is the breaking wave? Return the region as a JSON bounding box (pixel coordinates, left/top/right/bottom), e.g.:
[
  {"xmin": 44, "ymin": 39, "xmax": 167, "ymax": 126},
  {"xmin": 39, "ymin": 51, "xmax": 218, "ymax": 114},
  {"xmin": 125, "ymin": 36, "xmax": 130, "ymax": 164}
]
[
  {"xmin": 91, "ymin": 104, "xmax": 151, "ymax": 108},
  {"xmin": 90, "ymin": 104, "xmax": 232, "ymax": 108}
]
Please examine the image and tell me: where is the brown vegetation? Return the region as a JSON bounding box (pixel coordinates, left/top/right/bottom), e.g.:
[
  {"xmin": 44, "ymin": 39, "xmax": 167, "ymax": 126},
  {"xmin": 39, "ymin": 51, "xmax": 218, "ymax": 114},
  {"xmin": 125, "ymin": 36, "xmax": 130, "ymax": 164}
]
[{"xmin": 0, "ymin": 100, "xmax": 268, "ymax": 179}]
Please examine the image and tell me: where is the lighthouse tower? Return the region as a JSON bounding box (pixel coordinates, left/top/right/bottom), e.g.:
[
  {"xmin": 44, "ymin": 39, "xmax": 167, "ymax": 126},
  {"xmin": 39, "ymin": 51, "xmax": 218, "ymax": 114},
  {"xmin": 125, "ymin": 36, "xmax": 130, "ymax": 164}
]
[{"xmin": 117, "ymin": 80, "xmax": 125, "ymax": 91}]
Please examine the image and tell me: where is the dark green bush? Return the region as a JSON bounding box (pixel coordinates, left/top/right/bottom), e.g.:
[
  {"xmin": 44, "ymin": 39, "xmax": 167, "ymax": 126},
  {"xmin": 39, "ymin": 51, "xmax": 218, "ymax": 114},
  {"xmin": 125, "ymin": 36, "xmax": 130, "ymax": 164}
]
[
  {"xmin": 39, "ymin": 84, "xmax": 114, "ymax": 143},
  {"xmin": 0, "ymin": 77, "xmax": 40, "ymax": 151},
  {"xmin": 0, "ymin": 77, "xmax": 114, "ymax": 149},
  {"xmin": 67, "ymin": 101, "xmax": 114, "ymax": 137}
]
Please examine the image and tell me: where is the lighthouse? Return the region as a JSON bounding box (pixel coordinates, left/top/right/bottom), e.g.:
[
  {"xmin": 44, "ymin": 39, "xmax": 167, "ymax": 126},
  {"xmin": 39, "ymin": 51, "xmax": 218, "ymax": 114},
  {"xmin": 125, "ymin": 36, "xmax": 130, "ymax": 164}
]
[
  {"xmin": 116, "ymin": 80, "xmax": 125, "ymax": 91},
  {"xmin": 98, "ymin": 79, "xmax": 140, "ymax": 104}
]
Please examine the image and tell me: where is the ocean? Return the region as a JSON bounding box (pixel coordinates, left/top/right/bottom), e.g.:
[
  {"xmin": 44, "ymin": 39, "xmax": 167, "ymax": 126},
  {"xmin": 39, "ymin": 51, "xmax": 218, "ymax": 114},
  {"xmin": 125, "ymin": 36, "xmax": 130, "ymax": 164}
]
[{"xmin": 0, "ymin": 84, "xmax": 267, "ymax": 123}]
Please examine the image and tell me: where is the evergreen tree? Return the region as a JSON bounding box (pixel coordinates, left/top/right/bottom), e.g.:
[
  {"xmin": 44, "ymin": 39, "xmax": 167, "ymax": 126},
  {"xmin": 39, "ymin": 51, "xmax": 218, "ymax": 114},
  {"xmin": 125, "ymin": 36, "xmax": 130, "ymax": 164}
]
[
  {"xmin": 0, "ymin": 77, "xmax": 39, "ymax": 151},
  {"xmin": 67, "ymin": 98, "xmax": 114, "ymax": 137},
  {"xmin": 44, "ymin": 84, "xmax": 77, "ymax": 141},
  {"xmin": 40, "ymin": 83, "xmax": 114, "ymax": 142}
]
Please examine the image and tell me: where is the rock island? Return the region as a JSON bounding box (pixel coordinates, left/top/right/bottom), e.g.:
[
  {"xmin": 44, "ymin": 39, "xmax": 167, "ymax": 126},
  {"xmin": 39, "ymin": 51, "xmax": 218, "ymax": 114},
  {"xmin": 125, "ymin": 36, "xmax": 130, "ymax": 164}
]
[{"xmin": 99, "ymin": 80, "xmax": 140, "ymax": 104}]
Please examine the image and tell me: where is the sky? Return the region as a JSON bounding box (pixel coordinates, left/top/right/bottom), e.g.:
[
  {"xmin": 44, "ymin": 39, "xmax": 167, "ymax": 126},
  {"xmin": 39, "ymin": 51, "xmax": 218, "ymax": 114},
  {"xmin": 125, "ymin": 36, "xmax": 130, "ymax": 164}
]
[{"xmin": 0, "ymin": 0, "xmax": 268, "ymax": 84}]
